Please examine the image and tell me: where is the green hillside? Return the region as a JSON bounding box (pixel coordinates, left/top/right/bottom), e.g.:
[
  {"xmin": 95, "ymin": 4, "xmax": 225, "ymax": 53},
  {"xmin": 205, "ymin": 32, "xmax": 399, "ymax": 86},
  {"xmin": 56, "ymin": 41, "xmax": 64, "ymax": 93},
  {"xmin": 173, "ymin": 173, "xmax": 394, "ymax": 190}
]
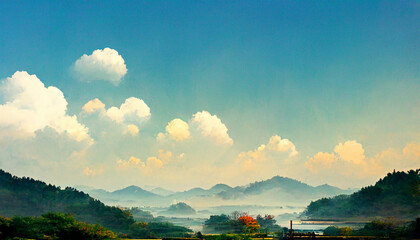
[
  {"xmin": 0, "ymin": 169, "xmax": 135, "ymax": 233},
  {"xmin": 165, "ymin": 202, "xmax": 196, "ymax": 215},
  {"xmin": 303, "ymin": 169, "xmax": 420, "ymax": 220}
]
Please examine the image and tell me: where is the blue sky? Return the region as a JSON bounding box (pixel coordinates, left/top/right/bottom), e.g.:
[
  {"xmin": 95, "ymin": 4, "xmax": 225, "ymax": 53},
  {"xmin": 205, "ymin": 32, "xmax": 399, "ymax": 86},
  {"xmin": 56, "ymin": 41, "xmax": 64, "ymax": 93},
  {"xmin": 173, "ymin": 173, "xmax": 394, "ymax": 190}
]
[{"xmin": 0, "ymin": 1, "xmax": 419, "ymax": 190}]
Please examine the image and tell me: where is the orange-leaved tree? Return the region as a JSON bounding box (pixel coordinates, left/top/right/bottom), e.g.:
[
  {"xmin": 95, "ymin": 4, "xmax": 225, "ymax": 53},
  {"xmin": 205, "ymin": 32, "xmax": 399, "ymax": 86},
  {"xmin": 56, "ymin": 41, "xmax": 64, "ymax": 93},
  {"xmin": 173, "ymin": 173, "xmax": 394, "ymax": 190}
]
[{"xmin": 238, "ymin": 215, "xmax": 260, "ymax": 233}]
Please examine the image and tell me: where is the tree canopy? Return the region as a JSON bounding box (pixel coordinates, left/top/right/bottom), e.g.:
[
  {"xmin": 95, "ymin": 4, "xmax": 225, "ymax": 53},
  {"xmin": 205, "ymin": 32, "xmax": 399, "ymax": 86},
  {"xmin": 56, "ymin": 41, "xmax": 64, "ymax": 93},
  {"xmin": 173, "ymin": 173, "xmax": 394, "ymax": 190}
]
[{"xmin": 304, "ymin": 169, "xmax": 420, "ymax": 220}]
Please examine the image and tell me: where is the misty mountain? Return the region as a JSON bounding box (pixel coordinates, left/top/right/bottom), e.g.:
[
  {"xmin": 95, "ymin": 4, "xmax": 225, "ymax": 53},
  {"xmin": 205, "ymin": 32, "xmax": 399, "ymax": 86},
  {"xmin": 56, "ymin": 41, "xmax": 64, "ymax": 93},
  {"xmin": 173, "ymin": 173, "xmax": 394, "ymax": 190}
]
[
  {"xmin": 160, "ymin": 202, "xmax": 197, "ymax": 216},
  {"xmin": 113, "ymin": 185, "xmax": 160, "ymax": 198},
  {"xmin": 149, "ymin": 187, "xmax": 175, "ymax": 196},
  {"xmin": 166, "ymin": 187, "xmax": 209, "ymax": 202},
  {"xmin": 75, "ymin": 185, "xmax": 164, "ymax": 206},
  {"xmin": 314, "ymin": 184, "xmax": 351, "ymax": 196},
  {"xmin": 208, "ymin": 184, "xmax": 234, "ymax": 193},
  {"xmin": 76, "ymin": 175, "xmax": 355, "ymax": 209}
]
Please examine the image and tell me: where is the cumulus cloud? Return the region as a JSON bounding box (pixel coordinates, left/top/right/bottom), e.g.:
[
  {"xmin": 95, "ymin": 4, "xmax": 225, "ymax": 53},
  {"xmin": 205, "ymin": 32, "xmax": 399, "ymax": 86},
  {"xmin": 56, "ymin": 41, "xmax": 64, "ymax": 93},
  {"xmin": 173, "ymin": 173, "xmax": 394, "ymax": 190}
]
[
  {"xmin": 82, "ymin": 98, "xmax": 105, "ymax": 114},
  {"xmin": 146, "ymin": 157, "xmax": 164, "ymax": 169},
  {"xmin": 236, "ymin": 144, "xmax": 267, "ymax": 171},
  {"xmin": 334, "ymin": 140, "xmax": 366, "ymax": 164},
  {"xmin": 373, "ymin": 143, "xmax": 420, "ymax": 171},
  {"xmin": 117, "ymin": 156, "xmax": 146, "ymax": 169},
  {"xmin": 117, "ymin": 155, "xmax": 165, "ymax": 171},
  {"xmin": 236, "ymin": 135, "xmax": 298, "ymax": 171},
  {"xmin": 82, "ymin": 97, "xmax": 150, "ymax": 135},
  {"xmin": 50, "ymin": 115, "xmax": 91, "ymax": 142},
  {"xmin": 305, "ymin": 152, "xmax": 337, "ymax": 173},
  {"xmin": 0, "ymin": 71, "xmax": 91, "ymax": 143},
  {"xmin": 191, "ymin": 111, "xmax": 233, "ymax": 145},
  {"xmin": 159, "ymin": 118, "xmax": 190, "ymax": 142},
  {"xmin": 74, "ymin": 48, "xmax": 127, "ymax": 85},
  {"xmin": 305, "ymin": 140, "xmax": 382, "ymax": 181},
  {"xmin": 106, "ymin": 97, "xmax": 150, "ymax": 123},
  {"xmin": 266, "ymin": 135, "xmax": 298, "ymax": 157},
  {"xmin": 127, "ymin": 124, "xmax": 139, "ymax": 136}
]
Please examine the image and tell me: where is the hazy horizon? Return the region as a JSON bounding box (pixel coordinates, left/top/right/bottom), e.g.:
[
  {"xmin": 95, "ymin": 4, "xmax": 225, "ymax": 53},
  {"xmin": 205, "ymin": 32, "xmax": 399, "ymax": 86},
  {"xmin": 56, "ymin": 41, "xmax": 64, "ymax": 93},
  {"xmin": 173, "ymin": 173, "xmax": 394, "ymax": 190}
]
[{"xmin": 0, "ymin": 1, "xmax": 419, "ymax": 192}]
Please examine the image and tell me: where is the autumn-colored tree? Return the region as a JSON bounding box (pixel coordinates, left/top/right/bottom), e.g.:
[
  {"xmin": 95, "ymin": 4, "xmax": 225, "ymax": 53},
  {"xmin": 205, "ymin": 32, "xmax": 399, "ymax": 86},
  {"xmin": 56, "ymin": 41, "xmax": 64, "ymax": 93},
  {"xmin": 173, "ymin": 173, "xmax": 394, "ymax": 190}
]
[{"xmin": 238, "ymin": 215, "xmax": 260, "ymax": 233}]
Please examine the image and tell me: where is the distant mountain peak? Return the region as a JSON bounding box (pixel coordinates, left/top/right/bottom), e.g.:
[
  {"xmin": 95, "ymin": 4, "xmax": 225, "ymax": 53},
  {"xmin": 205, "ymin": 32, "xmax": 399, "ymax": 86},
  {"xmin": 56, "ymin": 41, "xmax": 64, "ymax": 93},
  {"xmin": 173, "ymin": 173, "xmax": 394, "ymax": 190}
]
[
  {"xmin": 164, "ymin": 202, "xmax": 196, "ymax": 215},
  {"xmin": 209, "ymin": 183, "xmax": 232, "ymax": 192},
  {"xmin": 150, "ymin": 187, "xmax": 175, "ymax": 196}
]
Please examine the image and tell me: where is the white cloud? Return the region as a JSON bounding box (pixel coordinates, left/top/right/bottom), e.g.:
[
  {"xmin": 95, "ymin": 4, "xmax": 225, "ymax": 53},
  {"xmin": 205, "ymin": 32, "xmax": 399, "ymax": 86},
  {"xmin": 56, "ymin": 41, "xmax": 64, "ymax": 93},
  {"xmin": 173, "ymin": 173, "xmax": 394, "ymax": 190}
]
[
  {"xmin": 164, "ymin": 118, "xmax": 190, "ymax": 141},
  {"xmin": 235, "ymin": 135, "xmax": 298, "ymax": 171},
  {"xmin": 82, "ymin": 97, "xmax": 150, "ymax": 136},
  {"xmin": 334, "ymin": 140, "xmax": 366, "ymax": 164},
  {"xmin": 50, "ymin": 115, "xmax": 91, "ymax": 142},
  {"xmin": 146, "ymin": 157, "xmax": 164, "ymax": 169},
  {"xmin": 373, "ymin": 143, "xmax": 420, "ymax": 171},
  {"xmin": 0, "ymin": 71, "xmax": 91, "ymax": 143},
  {"xmin": 305, "ymin": 152, "xmax": 337, "ymax": 173},
  {"xmin": 266, "ymin": 135, "xmax": 298, "ymax": 157},
  {"xmin": 106, "ymin": 97, "xmax": 150, "ymax": 123},
  {"xmin": 82, "ymin": 98, "xmax": 105, "ymax": 114},
  {"xmin": 117, "ymin": 156, "xmax": 146, "ymax": 169},
  {"xmin": 305, "ymin": 140, "xmax": 381, "ymax": 182},
  {"xmin": 127, "ymin": 124, "xmax": 139, "ymax": 136},
  {"xmin": 117, "ymin": 155, "xmax": 164, "ymax": 171},
  {"xmin": 303, "ymin": 140, "xmax": 420, "ymax": 187},
  {"xmin": 74, "ymin": 48, "xmax": 127, "ymax": 85},
  {"xmin": 236, "ymin": 144, "xmax": 267, "ymax": 171},
  {"xmin": 191, "ymin": 111, "xmax": 233, "ymax": 145}
]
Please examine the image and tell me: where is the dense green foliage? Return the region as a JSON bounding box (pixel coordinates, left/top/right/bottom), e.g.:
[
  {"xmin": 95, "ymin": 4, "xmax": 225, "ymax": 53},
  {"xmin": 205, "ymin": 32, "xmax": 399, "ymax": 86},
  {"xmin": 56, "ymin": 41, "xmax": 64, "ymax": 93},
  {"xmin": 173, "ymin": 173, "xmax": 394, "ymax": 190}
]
[
  {"xmin": 0, "ymin": 169, "xmax": 135, "ymax": 233},
  {"xmin": 304, "ymin": 169, "xmax": 420, "ymax": 219},
  {"xmin": 204, "ymin": 233, "xmax": 252, "ymax": 240},
  {"xmin": 124, "ymin": 221, "xmax": 192, "ymax": 238},
  {"xmin": 203, "ymin": 213, "xmax": 282, "ymax": 234},
  {"xmin": 129, "ymin": 207, "xmax": 154, "ymax": 222},
  {"xmin": 0, "ymin": 212, "xmax": 116, "ymax": 240},
  {"xmin": 166, "ymin": 202, "xmax": 196, "ymax": 215},
  {"xmin": 0, "ymin": 169, "xmax": 193, "ymax": 238},
  {"xmin": 203, "ymin": 214, "xmax": 244, "ymax": 234},
  {"xmin": 323, "ymin": 218, "xmax": 420, "ymax": 238},
  {"xmin": 256, "ymin": 214, "xmax": 281, "ymax": 232}
]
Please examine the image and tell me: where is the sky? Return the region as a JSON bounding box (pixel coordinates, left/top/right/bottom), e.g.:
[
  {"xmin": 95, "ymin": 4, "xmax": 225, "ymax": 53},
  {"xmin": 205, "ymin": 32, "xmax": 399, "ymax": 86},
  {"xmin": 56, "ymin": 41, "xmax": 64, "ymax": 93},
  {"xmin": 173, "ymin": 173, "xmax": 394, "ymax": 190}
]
[{"xmin": 0, "ymin": 1, "xmax": 419, "ymax": 191}]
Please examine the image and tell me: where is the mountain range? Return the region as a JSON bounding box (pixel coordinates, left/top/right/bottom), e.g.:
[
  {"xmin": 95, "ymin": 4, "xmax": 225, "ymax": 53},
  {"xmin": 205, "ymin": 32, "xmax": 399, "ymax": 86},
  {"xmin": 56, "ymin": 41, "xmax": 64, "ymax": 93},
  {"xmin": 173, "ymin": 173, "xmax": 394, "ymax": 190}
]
[{"xmin": 75, "ymin": 176, "xmax": 356, "ymax": 209}]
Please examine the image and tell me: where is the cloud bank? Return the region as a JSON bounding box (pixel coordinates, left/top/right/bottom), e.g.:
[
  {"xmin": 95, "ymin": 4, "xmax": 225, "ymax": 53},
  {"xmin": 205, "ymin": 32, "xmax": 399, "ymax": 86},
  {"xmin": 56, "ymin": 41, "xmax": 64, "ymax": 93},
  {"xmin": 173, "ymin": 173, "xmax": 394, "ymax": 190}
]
[{"xmin": 0, "ymin": 71, "xmax": 91, "ymax": 143}]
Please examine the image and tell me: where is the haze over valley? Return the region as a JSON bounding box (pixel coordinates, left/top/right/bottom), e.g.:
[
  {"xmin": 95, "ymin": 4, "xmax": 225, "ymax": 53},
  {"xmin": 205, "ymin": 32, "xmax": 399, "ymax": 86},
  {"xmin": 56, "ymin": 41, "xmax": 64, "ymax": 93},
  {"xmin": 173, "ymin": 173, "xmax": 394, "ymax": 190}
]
[{"xmin": 0, "ymin": 1, "xmax": 419, "ymax": 239}]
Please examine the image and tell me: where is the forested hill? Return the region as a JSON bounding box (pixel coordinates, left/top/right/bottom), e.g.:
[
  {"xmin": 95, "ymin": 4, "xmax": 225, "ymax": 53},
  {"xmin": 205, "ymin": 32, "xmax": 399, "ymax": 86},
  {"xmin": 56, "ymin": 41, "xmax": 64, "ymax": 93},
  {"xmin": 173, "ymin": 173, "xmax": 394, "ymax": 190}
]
[
  {"xmin": 0, "ymin": 169, "xmax": 135, "ymax": 233},
  {"xmin": 303, "ymin": 169, "xmax": 420, "ymax": 220}
]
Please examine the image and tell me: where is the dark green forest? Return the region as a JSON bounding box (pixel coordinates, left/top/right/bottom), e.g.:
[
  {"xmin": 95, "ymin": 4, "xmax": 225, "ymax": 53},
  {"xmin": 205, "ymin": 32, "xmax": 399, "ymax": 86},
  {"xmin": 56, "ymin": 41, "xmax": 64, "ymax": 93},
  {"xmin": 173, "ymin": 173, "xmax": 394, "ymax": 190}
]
[
  {"xmin": 0, "ymin": 213, "xmax": 116, "ymax": 239},
  {"xmin": 323, "ymin": 218, "xmax": 420, "ymax": 239},
  {"xmin": 0, "ymin": 169, "xmax": 192, "ymax": 238},
  {"xmin": 304, "ymin": 169, "xmax": 420, "ymax": 220},
  {"xmin": 0, "ymin": 169, "xmax": 134, "ymax": 233}
]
